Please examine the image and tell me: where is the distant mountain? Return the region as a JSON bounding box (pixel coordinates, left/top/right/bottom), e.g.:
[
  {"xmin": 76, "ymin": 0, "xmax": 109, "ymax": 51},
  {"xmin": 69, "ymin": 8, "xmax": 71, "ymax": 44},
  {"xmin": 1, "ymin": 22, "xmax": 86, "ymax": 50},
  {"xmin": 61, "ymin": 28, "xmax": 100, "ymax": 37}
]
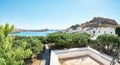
[
  {"xmin": 10, "ymin": 28, "xmax": 49, "ymax": 33},
  {"xmin": 10, "ymin": 28, "xmax": 23, "ymax": 33},
  {"xmin": 69, "ymin": 17, "xmax": 118, "ymax": 30}
]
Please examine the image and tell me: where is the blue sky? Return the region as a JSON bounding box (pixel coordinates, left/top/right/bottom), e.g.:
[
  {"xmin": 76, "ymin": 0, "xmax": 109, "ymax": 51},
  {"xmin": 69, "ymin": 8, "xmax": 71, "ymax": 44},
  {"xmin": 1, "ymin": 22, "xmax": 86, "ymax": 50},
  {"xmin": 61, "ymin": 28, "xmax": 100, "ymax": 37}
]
[{"xmin": 0, "ymin": 0, "xmax": 120, "ymax": 29}]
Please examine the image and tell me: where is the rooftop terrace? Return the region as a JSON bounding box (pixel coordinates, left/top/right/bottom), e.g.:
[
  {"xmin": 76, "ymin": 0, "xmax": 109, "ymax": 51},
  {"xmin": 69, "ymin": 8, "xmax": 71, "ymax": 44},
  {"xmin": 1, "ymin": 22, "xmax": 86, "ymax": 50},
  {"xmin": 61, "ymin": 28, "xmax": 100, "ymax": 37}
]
[{"xmin": 50, "ymin": 47, "xmax": 119, "ymax": 65}]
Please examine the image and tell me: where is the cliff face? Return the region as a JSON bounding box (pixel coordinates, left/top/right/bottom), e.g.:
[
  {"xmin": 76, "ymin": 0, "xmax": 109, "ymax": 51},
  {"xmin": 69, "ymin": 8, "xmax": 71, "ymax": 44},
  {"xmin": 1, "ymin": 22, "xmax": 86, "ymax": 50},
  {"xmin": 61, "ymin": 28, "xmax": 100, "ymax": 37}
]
[{"xmin": 80, "ymin": 17, "xmax": 118, "ymax": 28}]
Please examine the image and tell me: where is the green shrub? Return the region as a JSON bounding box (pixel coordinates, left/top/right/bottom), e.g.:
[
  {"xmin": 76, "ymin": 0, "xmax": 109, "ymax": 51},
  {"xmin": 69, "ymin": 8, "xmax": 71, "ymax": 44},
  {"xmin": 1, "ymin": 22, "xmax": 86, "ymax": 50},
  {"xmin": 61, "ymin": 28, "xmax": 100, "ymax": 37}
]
[
  {"xmin": 96, "ymin": 34, "xmax": 119, "ymax": 56},
  {"xmin": 72, "ymin": 33, "xmax": 90, "ymax": 47},
  {"xmin": 0, "ymin": 23, "xmax": 32, "ymax": 65},
  {"xmin": 47, "ymin": 32, "xmax": 90, "ymax": 49},
  {"xmin": 13, "ymin": 36, "xmax": 43, "ymax": 54}
]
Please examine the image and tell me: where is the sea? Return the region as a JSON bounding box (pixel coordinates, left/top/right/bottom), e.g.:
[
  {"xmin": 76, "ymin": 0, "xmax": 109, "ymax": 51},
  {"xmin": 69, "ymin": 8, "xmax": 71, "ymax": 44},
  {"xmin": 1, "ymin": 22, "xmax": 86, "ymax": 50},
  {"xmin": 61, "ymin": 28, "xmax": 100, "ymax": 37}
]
[{"xmin": 10, "ymin": 30, "xmax": 59, "ymax": 36}]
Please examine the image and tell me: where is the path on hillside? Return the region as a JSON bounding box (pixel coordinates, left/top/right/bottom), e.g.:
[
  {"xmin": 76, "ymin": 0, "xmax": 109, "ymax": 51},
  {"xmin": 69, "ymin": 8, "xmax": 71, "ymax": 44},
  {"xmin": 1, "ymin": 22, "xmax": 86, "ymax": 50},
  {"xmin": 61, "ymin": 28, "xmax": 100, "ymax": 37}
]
[{"xmin": 40, "ymin": 44, "xmax": 50, "ymax": 65}]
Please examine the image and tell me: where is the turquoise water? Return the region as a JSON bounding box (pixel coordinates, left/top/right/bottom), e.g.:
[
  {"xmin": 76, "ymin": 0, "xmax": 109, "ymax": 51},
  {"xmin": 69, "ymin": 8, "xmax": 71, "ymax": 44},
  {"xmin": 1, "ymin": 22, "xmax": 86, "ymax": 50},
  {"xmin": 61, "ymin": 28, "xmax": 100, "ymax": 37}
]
[{"xmin": 11, "ymin": 30, "xmax": 58, "ymax": 36}]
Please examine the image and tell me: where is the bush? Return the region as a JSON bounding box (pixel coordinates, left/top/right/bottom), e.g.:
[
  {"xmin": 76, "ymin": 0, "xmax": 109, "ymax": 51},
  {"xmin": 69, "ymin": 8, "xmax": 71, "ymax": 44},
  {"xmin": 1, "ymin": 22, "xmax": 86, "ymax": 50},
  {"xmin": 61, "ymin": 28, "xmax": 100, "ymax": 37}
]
[
  {"xmin": 54, "ymin": 33, "xmax": 73, "ymax": 49},
  {"xmin": 72, "ymin": 33, "xmax": 90, "ymax": 47},
  {"xmin": 13, "ymin": 36, "xmax": 43, "ymax": 54},
  {"xmin": 96, "ymin": 34, "xmax": 119, "ymax": 56},
  {"xmin": 47, "ymin": 32, "xmax": 91, "ymax": 49},
  {"xmin": 97, "ymin": 34, "xmax": 119, "ymax": 47},
  {"xmin": 46, "ymin": 32, "xmax": 63, "ymax": 43}
]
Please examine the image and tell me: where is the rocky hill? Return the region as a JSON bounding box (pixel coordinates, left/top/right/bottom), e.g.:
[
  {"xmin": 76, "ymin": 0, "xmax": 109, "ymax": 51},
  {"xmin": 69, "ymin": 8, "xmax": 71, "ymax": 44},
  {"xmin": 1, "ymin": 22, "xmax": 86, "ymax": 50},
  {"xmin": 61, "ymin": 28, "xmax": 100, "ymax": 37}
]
[
  {"xmin": 69, "ymin": 17, "xmax": 118, "ymax": 30},
  {"xmin": 81, "ymin": 17, "xmax": 118, "ymax": 28}
]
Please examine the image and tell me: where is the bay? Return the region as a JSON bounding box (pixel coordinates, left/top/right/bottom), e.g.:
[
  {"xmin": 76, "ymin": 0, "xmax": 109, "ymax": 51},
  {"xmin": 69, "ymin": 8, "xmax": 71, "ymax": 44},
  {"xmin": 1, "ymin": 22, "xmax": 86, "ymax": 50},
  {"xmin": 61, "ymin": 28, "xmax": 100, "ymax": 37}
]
[{"xmin": 10, "ymin": 30, "xmax": 58, "ymax": 36}]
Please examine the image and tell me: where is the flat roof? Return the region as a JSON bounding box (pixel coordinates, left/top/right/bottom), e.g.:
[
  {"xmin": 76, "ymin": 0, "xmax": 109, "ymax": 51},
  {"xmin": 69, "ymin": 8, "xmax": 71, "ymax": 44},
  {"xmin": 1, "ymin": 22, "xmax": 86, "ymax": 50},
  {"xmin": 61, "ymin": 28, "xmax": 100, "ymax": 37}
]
[{"xmin": 50, "ymin": 47, "xmax": 114, "ymax": 65}]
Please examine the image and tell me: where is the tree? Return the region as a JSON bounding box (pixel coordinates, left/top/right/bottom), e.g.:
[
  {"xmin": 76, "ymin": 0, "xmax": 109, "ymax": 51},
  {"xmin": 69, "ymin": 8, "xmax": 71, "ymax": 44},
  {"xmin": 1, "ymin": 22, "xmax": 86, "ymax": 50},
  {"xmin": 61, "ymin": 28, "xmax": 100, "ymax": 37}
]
[
  {"xmin": 38, "ymin": 36, "xmax": 47, "ymax": 44},
  {"xmin": 96, "ymin": 34, "xmax": 119, "ymax": 56},
  {"xmin": 115, "ymin": 26, "xmax": 120, "ymax": 63},
  {"xmin": 3, "ymin": 23, "xmax": 14, "ymax": 37},
  {"xmin": 13, "ymin": 36, "xmax": 43, "ymax": 54},
  {"xmin": 47, "ymin": 32, "xmax": 91, "ymax": 49},
  {"xmin": 47, "ymin": 32, "xmax": 73, "ymax": 49},
  {"xmin": 46, "ymin": 32, "xmax": 63, "ymax": 43},
  {"xmin": 115, "ymin": 26, "xmax": 120, "ymax": 37},
  {"xmin": 97, "ymin": 34, "xmax": 119, "ymax": 45},
  {"xmin": 0, "ymin": 23, "xmax": 32, "ymax": 65},
  {"xmin": 54, "ymin": 33, "xmax": 72, "ymax": 49},
  {"xmin": 72, "ymin": 33, "xmax": 90, "ymax": 47}
]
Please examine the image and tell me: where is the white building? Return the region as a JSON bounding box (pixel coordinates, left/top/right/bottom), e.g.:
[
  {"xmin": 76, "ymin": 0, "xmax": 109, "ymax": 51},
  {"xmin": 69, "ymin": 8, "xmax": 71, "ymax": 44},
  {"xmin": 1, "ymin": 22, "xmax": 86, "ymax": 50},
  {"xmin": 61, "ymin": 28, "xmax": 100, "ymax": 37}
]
[
  {"xmin": 87, "ymin": 27, "xmax": 115, "ymax": 36},
  {"xmin": 66, "ymin": 27, "xmax": 116, "ymax": 39}
]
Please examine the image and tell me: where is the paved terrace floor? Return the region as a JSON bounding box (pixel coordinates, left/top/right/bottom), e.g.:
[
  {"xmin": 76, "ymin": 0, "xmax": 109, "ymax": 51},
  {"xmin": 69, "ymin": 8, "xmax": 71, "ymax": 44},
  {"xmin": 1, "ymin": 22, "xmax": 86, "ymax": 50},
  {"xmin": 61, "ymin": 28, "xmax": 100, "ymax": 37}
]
[
  {"xmin": 59, "ymin": 56, "xmax": 100, "ymax": 65},
  {"xmin": 40, "ymin": 44, "xmax": 50, "ymax": 65}
]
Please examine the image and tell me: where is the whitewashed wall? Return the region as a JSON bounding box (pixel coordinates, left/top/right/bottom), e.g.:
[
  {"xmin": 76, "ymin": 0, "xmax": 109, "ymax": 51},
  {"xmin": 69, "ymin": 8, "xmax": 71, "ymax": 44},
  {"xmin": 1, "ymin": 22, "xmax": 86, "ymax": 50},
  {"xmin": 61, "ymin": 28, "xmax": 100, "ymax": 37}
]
[
  {"xmin": 67, "ymin": 27, "xmax": 116, "ymax": 38},
  {"xmin": 50, "ymin": 51, "xmax": 60, "ymax": 65},
  {"xmin": 50, "ymin": 47, "xmax": 113, "ymax": 65},
  {"xmin": 87, "ymin": 27, "xmax": 115, "ymax": 36}
]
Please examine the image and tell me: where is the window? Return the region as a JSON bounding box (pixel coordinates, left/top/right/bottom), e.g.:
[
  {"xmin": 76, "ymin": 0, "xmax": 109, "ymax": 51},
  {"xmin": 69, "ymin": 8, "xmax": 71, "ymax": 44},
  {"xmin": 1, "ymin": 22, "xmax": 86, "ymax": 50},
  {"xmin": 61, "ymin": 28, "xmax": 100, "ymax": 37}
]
[
  {"xmin": 93, "ymin": 30, "xmax": 95, "ymax": 34},
  {"xmin": 104, "ymin": 31, "xmax": 106, "ymax": 34},
  {"xmin": 99, "ymin": 31, "xmax": 100, "ymax": 33},
  {"xmin": 111, "ymin": 32, "xmax": 112, "ymax": 34}
]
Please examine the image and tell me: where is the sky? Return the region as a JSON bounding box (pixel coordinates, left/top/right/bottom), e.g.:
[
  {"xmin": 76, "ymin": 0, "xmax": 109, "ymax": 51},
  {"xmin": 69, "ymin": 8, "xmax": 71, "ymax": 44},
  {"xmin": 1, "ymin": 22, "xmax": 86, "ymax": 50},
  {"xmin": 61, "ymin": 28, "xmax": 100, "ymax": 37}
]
[{"xmin": 0, "ymin": 0, "xmax": 120, "ymax": 29}]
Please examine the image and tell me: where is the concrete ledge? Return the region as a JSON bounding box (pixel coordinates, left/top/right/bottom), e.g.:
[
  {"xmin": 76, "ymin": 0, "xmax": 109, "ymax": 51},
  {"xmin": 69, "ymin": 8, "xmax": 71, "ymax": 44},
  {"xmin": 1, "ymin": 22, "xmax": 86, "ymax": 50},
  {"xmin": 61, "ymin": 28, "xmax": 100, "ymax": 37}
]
[
  {"xmin": 50, "ymin": 47, "xmax": 113, "ymax": 65},
  {"xmin": 50, "ymin": 51, "xmax": 60, "ymax": 65}
]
